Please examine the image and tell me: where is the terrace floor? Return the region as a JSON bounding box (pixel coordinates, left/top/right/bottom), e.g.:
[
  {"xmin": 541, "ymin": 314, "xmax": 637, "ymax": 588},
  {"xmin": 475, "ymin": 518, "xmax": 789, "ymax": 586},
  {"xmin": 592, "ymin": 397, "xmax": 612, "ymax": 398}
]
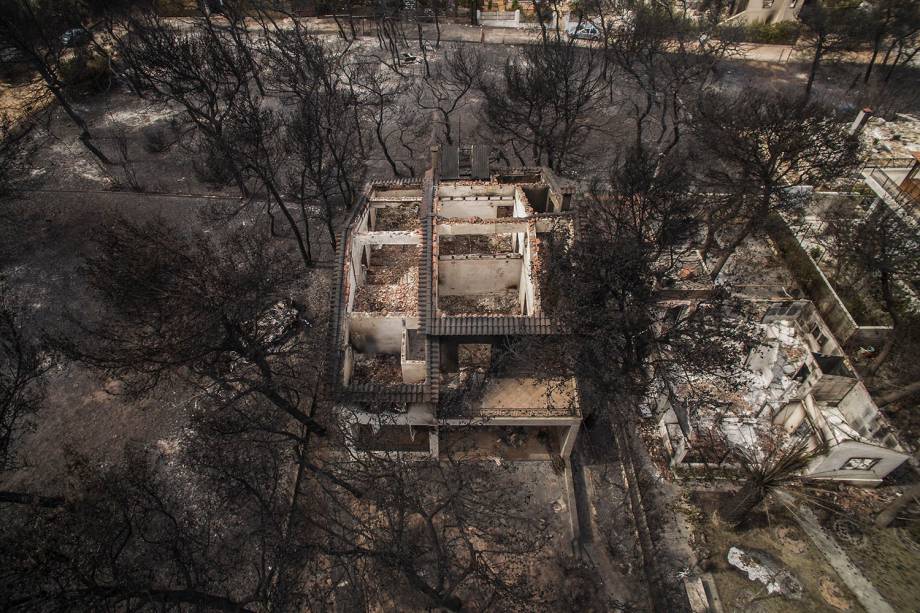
[
  {"xmin": 373, "ymin": 203, "xmax": 420, "ymax": 231},
  {"xmin": 438, "ymin": 289, "xmax": 520, "ymax": 315},
  {"xmin": 351, "ymin": 353, "xmax": 403, "ymax": 385},
  {"xmin": 352, "ymin": 244, "xmax": 419, "ymax": 314}
]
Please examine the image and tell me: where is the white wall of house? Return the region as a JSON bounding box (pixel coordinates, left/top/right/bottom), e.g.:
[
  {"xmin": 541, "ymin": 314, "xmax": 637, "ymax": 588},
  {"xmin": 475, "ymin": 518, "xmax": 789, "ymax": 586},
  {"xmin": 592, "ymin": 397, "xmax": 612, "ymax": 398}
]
[
  {"xmin": 806, "ymin": 440, "xmax": 908, "ymax": 485},
  {"xmin": 725, "ymin": 0, "xmax": 803, "ymax": 24}
]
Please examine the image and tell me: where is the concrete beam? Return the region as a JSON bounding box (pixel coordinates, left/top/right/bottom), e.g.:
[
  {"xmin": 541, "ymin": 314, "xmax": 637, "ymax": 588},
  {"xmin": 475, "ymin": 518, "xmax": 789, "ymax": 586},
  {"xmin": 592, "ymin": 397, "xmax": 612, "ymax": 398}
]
[
  {"xmin": 440, "ymin": 195, "xmax": 514, "ymax": 202},
  {"xmin": 561, "ymin": 423, "xmax": 579, "ymax": 457},
  {"xmin": 353, "ymin": 230, "xmax": 421, "ymax": 246},
  {"xmin": 533, "ymin": 217, "xmax": 572, "ymax": 233},
  {"xmin": 369, "ymin": 196, "xmax": 423, "ymax": 204},
  {"xmin": 436, "ymin": 221, "xmax": 529, "ymax": 235},
  {"xmin": 439, "ymin": 417, "xmax": 582, "ymax": 427}
]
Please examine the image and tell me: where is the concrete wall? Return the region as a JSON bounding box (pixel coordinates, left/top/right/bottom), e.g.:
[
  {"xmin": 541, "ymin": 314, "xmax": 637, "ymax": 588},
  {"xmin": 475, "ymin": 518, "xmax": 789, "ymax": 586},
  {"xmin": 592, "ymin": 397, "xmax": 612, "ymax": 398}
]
[
  {"xmin": 401, "ymin": 359, "xmax": 426, "ymax": 384},
  {"xmin": 477, "ymin": 9, "xmax": 520, "ymax": 28},
  {"xmin": 401, "ymin": 328, "xmax": 426, "ymax": 384},
  {"xmin": 768, "ymin": 217, "xmax": 892, "ymax": 348},
  {"xmin": 436, "ymin": 220, "xmax": 528, "ymax": 235},
  {"xmin": 849, "ymin": 326, "xmax": 891, "ymax": 350},
  {"xmin": 349, "ymin": 314, "xmax": 419, "ymax": 353},
  {"xmin": 439, "ymin": 199, "xmax": 510, "ymax": 219},
  {"xmin": 773, "ymin": 400, "xmax": 806, "ymax": 432},
  {"xmin": 806, "ymin": 440, "xmax": 908, "ymax": 485},
  {"xmin": 438, "ymin": 184, "xmax": 514, "ymax": 199},
  {"xmin": 438, "ymin": 255, "xmax": 522, "ymax": 295},
  {"xmin": 811, "ymin": 373, "xmax": 857, "ymax": 404},
  {"xmin": 514, "ymin": 186, "xmax": 533, "ymax": 216},
  {"xmin": 518, "ymin": 222, "xmax": 539, "ymax": 315},
  {"xmin": 836, "ymin": 382, "xmax": 886, "ymax": 439}
]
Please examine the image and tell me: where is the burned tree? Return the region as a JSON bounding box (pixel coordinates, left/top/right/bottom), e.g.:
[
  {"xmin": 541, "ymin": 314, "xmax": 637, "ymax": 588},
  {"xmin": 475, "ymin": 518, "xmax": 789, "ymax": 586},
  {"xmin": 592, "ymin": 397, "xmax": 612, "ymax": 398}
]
[
  {"xmin": 824, "ymin": 204, "xmax": 920, "ymax": 373},
  {"xmin": 0, "ymin": 0, "xmax": 113, "ymax": 165},
  {"xmin": 307, "ymin": 447, "xmax": 554, "ymax": 611},
  {"xmin": 595, "ymin": 0, "xmax": 740, "ymax": 151},
  {"xmin": 539, "ymin": 145, "xmax": 747, "ymax": 399},
  {"xmin": 861, "ymin": 0, "xmax": 920, "ymax": 83},
  {"xmin": 115, "ymin": 12, "xmax": 255, "ymax": 195},
  {"xmin": 0, "ymin": 432, "xmax": 309, "ymax": 611},
  {"xmin": 412, "ymin": 44, "xmax": 482, "ymax": 146},
  {"xmin": 0, "ymin": 292, "xmax": 48, "ymax": 473},
  {"xmin": 479, "ymin": 37, "xmax": 605, "ymax": 171},
  {"xmin": 0, "ymin": 116, "xmax": 35, "ymax": 200},
  {"xmin": 721, "ymin": 429, "xmax": 826, "ymax": 528},
  {"xmin": 115, "ymin": 8, "xmax": 366, "ymax": 265},
  {"xmin": 691, "ymin": 89, "xmax": 863, "ymax": 279},
  {"xmin": 61, "ymin": 217, "xmax": 326, "ymax": 437},
  {"xmin": 287, "ymin": 88, "xmax": 366, "ymax": 250},
  {"xmin": 351, "ymin": 61, "xmax": 420, "ymax": 178},
  {"xmin": 797, "ymin": 0, "xmax": 864, "ymax": 100}
]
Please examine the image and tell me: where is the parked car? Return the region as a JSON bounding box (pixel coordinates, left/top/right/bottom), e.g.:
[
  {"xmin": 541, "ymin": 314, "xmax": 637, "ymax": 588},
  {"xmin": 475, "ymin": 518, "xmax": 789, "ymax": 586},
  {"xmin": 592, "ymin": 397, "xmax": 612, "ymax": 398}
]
[
  {"xmin": 0, "ymin": 46, "xmax": 31, "ymax": 80},
  {"xmin": 566, "ymin": 23, "xmax": 601, "ymax": 41},
  {"xmin": 0, "ymin": 46, "xmax": 28, "ymax": 64},
  {"xmin": 61, "ymin": 28, "xmax": 91, "ymax": 48},
  {"xmin": 201, "ymin": 0, "xmax": 225, "ymax": 14}
]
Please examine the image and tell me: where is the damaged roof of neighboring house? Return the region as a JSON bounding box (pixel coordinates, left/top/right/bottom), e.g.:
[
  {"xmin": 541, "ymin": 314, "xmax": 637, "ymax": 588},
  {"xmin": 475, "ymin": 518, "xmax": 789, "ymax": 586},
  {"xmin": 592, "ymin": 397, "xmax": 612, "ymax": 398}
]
[
  {"xmin": 863, "ymin": 114, "xmax": 920, "ymax": 159},
  {"xmin": 661, "ymin": 301, "xmax": 903, "ymax": 454}
]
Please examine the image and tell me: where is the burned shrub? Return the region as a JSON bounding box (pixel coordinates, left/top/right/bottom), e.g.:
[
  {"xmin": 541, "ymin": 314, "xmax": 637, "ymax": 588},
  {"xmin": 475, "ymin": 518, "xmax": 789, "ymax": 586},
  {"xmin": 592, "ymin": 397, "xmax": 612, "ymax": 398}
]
[
  {"xmin": 142, "ymin": 126, "xmax": 171, "ymax": 154},
  {"xmin": 192, "ymin": 138, "xmax": 238, "ymax": 188}
]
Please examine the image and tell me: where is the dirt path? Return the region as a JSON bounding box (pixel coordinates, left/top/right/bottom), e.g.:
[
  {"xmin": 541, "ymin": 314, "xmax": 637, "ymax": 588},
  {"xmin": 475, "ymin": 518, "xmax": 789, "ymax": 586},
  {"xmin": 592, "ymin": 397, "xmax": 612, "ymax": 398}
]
[{"xmin": 776, "ymin": 491, "xmax": 896, "ymax": 613}]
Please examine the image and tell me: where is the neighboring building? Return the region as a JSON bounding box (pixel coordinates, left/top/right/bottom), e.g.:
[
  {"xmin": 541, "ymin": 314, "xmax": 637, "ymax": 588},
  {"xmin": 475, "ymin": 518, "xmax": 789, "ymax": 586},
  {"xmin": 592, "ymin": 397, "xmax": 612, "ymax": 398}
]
[
  {"xmin": 720, "ymin": 0, "xmax": 803, "ymax": 25},
  {"xmin": 656, "ymin": 300, "xmax": 909, "ymax": 485},
  {"xmin": 329, "ymin": 149, "xmax": 581, "ymax": 460},
  {"xmin": 767, "ymin": 111, "xmax": 920, "ymax": 353},
  {"xmin": 853, "ymin": 111, "xmax": 920, "ymax": 228}
]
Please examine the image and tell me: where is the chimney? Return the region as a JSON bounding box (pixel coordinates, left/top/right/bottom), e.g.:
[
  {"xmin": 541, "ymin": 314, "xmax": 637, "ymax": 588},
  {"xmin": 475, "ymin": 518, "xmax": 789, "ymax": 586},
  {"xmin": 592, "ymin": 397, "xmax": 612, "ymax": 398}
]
[{"xmin": 849, "ymin": 107, "xmax": 873, "ymax": 135}]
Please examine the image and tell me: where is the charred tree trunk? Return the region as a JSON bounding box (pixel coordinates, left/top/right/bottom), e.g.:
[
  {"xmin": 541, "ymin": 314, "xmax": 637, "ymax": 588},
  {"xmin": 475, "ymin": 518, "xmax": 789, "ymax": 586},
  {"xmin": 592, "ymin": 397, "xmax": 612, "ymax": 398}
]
[
  {"xmin": 720, "ymin": 480, "xmax": 765, "ymax": 528},
  {"xmin": 0, "ymin": 491, "xmax": 65, "ymax": 508},
  {"xmin": 709, "ymin": 215, "xmax": 755, "ymax": 280},
  {"xmin": 804, "ymin": 41, "xmax": 825, "ymax": 102},
  {"xmin": 876, "ymin": 482, "xmax": 920, "ymax": 528},
  {"xmin": 877, "ymin": 380, "xmax": 920, "ymax": 408}
]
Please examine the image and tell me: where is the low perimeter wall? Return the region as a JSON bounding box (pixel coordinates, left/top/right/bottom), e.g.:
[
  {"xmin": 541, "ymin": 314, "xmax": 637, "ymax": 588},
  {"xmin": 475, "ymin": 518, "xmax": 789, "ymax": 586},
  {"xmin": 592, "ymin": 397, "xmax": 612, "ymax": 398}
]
[{"xmin": 767, "ymin": 215, "xmax": 892, "ymax": 349}]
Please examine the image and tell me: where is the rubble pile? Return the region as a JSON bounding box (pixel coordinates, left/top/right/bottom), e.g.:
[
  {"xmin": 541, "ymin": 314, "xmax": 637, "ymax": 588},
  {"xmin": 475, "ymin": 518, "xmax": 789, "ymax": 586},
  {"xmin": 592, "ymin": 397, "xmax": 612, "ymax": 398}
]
[
  {"xmin": 351, "ymin": 354, "xmax": 403, "ymax": 384},
  {"xmin": 374, "ymin": 204, "xmax": 419, "ymax": 231},
  {"xmin": 439, "ymin": 290, "xmax": 520, "ymax": 315}
]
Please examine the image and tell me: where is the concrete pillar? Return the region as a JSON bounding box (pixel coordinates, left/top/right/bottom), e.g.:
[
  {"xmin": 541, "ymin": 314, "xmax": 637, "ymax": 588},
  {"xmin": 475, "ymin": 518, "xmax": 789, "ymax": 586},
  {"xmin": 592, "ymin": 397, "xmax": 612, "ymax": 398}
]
[
  {"xmin": 906, "ymin": 151, "xmax": 920, "ymax": 182},
  {"xmin": 431, "ymin": 145, "xmax": 440, "ymax": 179},
  {"xmin": 429, "ymin": 428, "xmax": 440, "ymax": 459},
  {"xmin": 849, "ymin": 107, "xmax": 873, "ymax": 135},
  {"xmin": 559, "ymin": 186, "xmax": 574, "ymax": 212},
  {"xmin": 514, "ymin": 9, "xmax": 520, "ymax": 24},
  {"xmin": 560, "ymin": 423, "xmax": 579, "ymax": 458}
]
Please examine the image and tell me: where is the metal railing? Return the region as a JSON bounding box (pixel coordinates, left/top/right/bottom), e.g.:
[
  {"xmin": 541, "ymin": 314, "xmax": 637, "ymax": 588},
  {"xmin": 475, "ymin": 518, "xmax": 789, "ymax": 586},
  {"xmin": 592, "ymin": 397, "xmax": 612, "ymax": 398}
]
[
  {"xmin": 867, "ymin": 167, "xmax": 920, "ymax": 222},
  {"xmin": 862, "ymin": 157, "xmax": 916, "ymax": 170}
]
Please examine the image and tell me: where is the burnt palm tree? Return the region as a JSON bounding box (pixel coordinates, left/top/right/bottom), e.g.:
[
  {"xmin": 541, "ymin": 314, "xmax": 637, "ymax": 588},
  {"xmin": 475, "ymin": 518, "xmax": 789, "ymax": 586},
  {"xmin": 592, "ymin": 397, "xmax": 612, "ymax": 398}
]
[{"xmin": 721, "ymin": 430, "xmax": 827, "ymax": 528}]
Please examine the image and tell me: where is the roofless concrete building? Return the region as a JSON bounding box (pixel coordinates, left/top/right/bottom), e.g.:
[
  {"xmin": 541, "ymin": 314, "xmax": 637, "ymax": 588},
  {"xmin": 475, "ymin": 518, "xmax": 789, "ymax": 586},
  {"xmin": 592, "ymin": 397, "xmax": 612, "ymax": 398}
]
[{"xmin": 329, "ymin": 147, "xmax": 581, "ymax": 460}]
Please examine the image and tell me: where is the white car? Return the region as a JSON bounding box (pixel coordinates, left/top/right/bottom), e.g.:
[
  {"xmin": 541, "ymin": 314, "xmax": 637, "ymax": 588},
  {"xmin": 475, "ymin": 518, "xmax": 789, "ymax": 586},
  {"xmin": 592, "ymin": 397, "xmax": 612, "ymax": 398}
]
[{"xmin": 567, "ymin": 24, "xmax": 601, "ymax": 41}]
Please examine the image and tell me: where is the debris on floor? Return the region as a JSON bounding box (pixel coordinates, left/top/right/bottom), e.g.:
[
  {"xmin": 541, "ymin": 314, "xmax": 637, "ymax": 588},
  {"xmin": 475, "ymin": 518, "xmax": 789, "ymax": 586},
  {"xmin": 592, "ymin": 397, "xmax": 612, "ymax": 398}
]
[
  {"xmin": 351, "ymin": 354, "xmax": 403, "ymax": 384},
  {"xmin": 438, "ymin": 290, "xmax": 520, "ymax": 315},
  {"xmin": 727, "ymin": 546, "xmax": 803, "ymax": 599}
]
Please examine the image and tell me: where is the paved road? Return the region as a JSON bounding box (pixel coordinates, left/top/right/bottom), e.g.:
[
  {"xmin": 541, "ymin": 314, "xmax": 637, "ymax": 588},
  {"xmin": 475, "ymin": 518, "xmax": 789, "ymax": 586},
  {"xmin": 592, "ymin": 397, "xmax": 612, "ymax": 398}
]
[{"xmin": 307, "ymin": 18, "xmax": 804, "ymax": 63}]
